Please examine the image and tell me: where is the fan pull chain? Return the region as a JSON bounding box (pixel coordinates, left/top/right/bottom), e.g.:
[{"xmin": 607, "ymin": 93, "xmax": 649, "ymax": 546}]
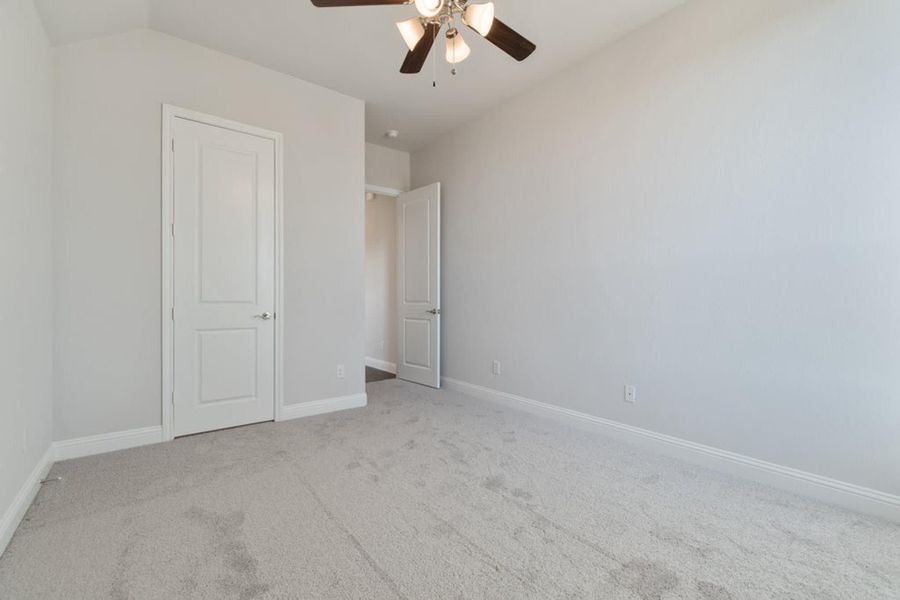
[
  {"xmin": 450, "ymin": 31, "xmax": 456, "ymax": 76},
  {"xmin": 432, "ymin": 25, "xmax": 437, "ymax": 87}
]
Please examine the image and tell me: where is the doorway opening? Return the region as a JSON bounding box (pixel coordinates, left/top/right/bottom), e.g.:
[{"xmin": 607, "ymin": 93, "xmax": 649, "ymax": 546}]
[
  {"xmin": 365, "ymin": 190, "xmax": 399, "ymax": 384},
  {"xmin": 364, "ymin": 183, "xmax": 441, "ymax": 388}
]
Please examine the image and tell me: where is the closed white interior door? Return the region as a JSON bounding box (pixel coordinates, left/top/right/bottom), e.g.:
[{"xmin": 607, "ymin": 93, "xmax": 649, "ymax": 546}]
[
  {"xmin": 172, "ymin": 116, "xmax": 276, "ymax": 436},
  {"xmin": 397, "ymin": 183, "xmax": 441, "ymax": 387}
]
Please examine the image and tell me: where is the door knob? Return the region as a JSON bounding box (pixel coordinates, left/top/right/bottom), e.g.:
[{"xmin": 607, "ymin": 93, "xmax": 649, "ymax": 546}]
[
  {"xmin": 426, "ymin": 308, "xmax": 441, "ymax": 315},
  {"xmin": 254, "ymin": 312, "xmax": 273, "ymax": 320}
]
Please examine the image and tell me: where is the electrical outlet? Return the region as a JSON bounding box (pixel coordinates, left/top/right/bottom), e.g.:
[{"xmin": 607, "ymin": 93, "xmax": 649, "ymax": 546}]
[
  {"xmin": 337, "ymin": 364, "xmax": 345, "ymax": 379},
  {"xmin": 624, "ymin": 385, "xmax": 637, "ymax": 404},
  {"xmin": 492, "ymin": 360, "xmax": 501, "ymax": 376}
]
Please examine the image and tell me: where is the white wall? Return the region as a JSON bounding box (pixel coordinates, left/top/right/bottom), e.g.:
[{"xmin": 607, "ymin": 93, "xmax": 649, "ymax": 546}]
[
  {"xmin": 412, "ymin": 0, "xmax": 900, "ymax": 495},
  {"xmin": 0, "ymin": 0, "xmax": 54, "ymax": 545},
  {"xmin": 365, "ymin": 194, "xmax": 397, "ymax": 369},
  {"xmin": 366, "ymin": 142, "xmax": 409, "ymax": 192},
  {"xmin": 53, "ymin": 29, "xmax": 365, "ymax": 441}
]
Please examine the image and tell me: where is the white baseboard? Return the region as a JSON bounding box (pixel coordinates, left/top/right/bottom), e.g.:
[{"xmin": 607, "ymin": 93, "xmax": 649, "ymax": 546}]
[
  {"xmin": 0, "ymin": 446, "xmax": 54, "ymax": 557},
  {"xmin": 365, "ymin": 357, "xmax": 397, "ymax": 374},
  {"xmin": 54, "ymin": 426, "xmax": 164, "ymax": 461},
  {"xmin": 442, "ymin": 377, "xmax": 900, "ymax": 523},
  {"xmin": 280, "ymin": 393, "xmax": 367, "ymax": 421},
  {"xmin": 52, "ymin": 394, "xmax": 369, "ymax": 461}
]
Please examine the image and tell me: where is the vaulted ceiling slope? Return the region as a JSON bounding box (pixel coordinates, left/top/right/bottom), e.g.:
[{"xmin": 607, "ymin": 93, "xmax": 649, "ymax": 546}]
[{"xmin": 35, "ymin": 0, "xmax": 683, "ymax": 151}]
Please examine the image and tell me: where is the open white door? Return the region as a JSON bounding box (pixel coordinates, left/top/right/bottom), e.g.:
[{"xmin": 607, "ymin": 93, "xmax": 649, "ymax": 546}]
[{"xmin": 397, "ymin": 183, "xmax": 441, "ymax": 388}]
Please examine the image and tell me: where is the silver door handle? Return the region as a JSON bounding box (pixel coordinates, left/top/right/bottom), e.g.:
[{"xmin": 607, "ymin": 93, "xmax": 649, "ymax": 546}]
[
  {"xmin": 254, "ymin": 312, "xmax": 273, "ymax": 320},
  {"xmin": 426, "ymin": 308, "xmax": 441, "ymax": 315}
]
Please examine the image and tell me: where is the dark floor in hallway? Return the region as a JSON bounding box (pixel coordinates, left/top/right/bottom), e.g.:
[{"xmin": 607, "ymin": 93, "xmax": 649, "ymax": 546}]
[{"xmin": 365, "ymin": 366, "xmax": 395, "ymax": 383}]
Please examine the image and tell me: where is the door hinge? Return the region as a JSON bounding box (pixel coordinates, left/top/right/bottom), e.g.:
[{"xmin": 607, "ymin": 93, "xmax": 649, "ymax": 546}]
[
  {"xmin": 171, "ymin": 139, "xmax": 175, "ymax": 152},
  {"xmin": 171, "ymin": 222, "xmax": 174, "ymax": 237},
  {"xmin": 171, "ymin": 391, "xmax": 175, "ymax": 406},
  {"xmin": 171, "ymin": 307, "xmax": 175, "ymax": 320}
]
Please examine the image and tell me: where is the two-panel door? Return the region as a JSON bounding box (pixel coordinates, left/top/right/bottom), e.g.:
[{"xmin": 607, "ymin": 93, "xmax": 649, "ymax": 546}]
[
  {"xmin": 172, "ymin": 116, "xmax": 276, "ymax": 437},
  {"xmin": 396, "ymin": 183, "xmax": 441, "ymax": 388}
]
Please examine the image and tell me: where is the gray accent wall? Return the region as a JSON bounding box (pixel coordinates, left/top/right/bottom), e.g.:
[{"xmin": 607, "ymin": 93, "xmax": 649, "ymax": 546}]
[
  {"xmin": 0, "ymin": 0, "xmax": 54, "ymax": 529},
  {"xmin": 412, "ymin": 0, "xmax": 900, "ymax": 495},
  {"xmin": 366, "ymin": 143, "xmax": 410, "ymax": 192},
  {"xmin": 52, "ymin": 29, "xmax": 366, "ymax": 441}
]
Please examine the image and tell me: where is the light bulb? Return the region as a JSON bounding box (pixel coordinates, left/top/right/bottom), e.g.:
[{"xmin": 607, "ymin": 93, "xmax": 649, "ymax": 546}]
[
  {"xmin": 414, "ymin": 0, "xmax": 443, "ymax": 18},
  {"xmin": 445, "ymin": 28, "xmax": 471, "ymax": 65},
  {"xmin": 396, "ymin": 17, "xmax": 426, "ymax": 51},
  {"xmin": 463, "ymin": 2, "xmax": 495, "ymax": 36}
]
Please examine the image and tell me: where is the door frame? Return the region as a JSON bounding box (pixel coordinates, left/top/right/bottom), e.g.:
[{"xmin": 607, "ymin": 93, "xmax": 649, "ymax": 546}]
[{"xmin": 160, "ymin": 104, "xmax": 285, "ymax": 442}]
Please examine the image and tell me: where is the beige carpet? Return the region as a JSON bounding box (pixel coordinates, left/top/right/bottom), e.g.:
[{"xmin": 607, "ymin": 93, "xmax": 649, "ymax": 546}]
[{"xmin": 1, "ymin": 379, "xmax": 898, "ymax": 599}]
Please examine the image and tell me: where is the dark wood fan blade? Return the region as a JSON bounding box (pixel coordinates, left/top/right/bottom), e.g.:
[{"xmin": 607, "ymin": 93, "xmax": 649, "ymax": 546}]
[
  {"xmin": 400, "ymin": 22, "xmax": 441, "ymax": 74},
  {"xmin": 310, "ymin": 0, "xmax": 408, "ymax": 6},
  {"xmin": 479, "ymin": 18, "xmax": 536, "ymax": 61}
]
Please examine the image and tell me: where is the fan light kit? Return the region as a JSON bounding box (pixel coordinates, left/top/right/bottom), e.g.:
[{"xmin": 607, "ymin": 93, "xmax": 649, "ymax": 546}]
[
  {"xmin": 310, "ymin": 0, "xmax": 535, "ymax": 79},
  {"xmin": 415, "ymin": 0, "xmax": 443, "ymax": 18}
]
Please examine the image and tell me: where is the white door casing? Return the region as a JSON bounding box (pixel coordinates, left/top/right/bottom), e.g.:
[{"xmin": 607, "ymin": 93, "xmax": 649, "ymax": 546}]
[
  {"xmin": 162, "ymin": 106, "xmax": 283, "ymax": 439},
  {"xmin": 396, "ymin": 183, "xmax": 441, "ymax": 388}
]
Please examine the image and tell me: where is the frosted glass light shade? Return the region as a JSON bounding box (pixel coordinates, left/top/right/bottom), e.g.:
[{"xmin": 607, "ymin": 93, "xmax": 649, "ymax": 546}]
[
  {"xmin": 463, "ymin": 2, "xmax": 495, "ymax": 36},
  {"xmin": 414, "ymin": 0, "xmax": 443, "ymax": 18},
  {"xmin": 397, "ymin": 17, "xmax": 426, "ymax": 51},
  {"xmin": 445, "ymin": 29, "xmax": 471, "ymax": 64}
]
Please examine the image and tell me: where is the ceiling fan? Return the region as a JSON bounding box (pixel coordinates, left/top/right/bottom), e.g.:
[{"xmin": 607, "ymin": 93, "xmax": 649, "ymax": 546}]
[{"xmin": 310, "ymin": 1, "xmax": 536, "ymax": 75}]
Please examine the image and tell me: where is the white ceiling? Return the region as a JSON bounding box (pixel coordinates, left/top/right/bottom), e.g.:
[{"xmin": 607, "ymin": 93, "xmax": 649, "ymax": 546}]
[{"xmin": 35, "ymin": 0, "xmax": 683, "ymax": 151}]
